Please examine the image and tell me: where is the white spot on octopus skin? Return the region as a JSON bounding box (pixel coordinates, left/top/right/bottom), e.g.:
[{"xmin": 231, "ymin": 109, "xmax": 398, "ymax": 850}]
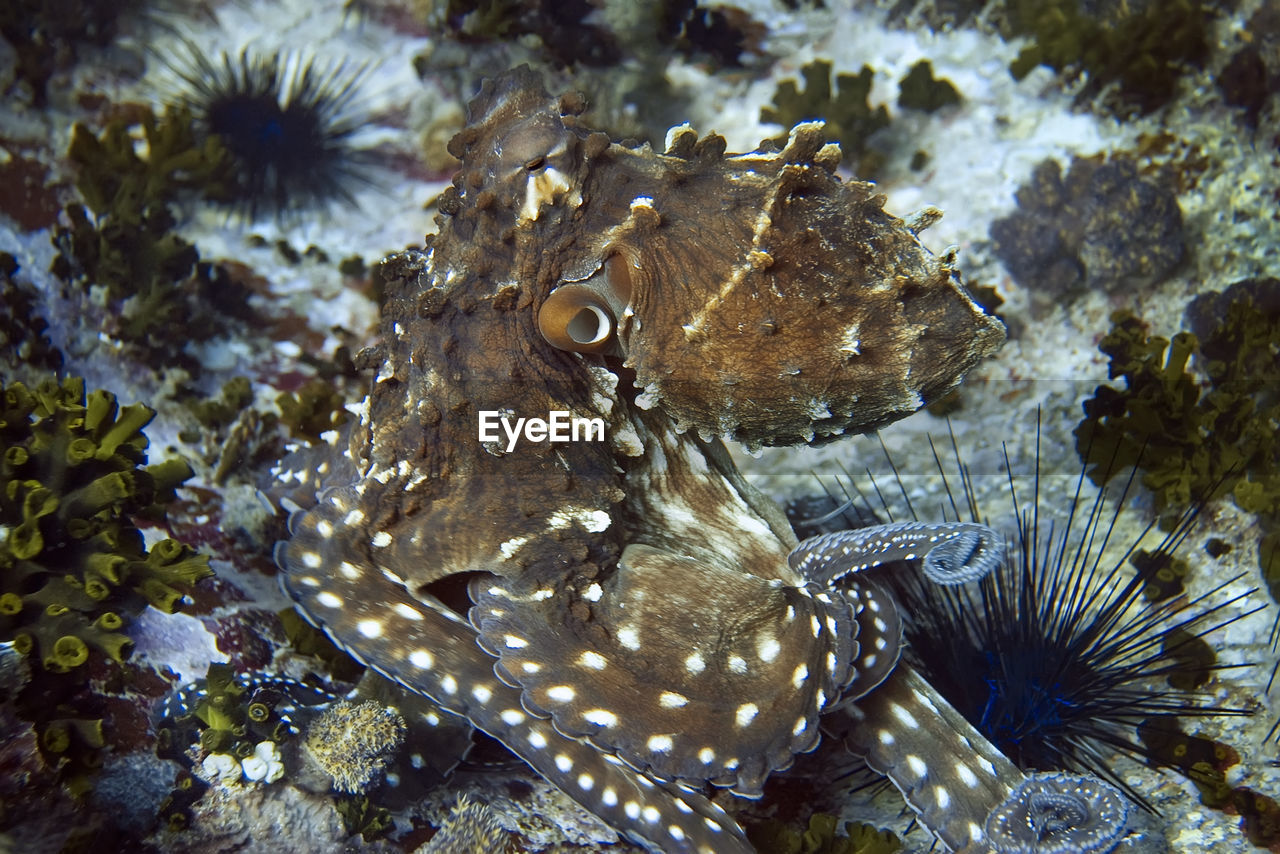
[
  {"xmin": 584, "ymin": 709, "xmax": 619, "ymax": 727},
  {"xmin": 578, "ymin": 650, "xmax": 607, "ymax": 670},
  {"xmin": 647, "ymin": 734, "xmax": 674, "ymax": 753},
  {"xmin": 659, "ymin": 691, "xmax": 688, "ymax": 708},
  {"xmin": 316, "ymin": 591, "xmax": 343, "ymax": 609},
  {"xmin": 547, "ymin": 685, "xmax": 576, "ymax": 703},
  {"xmin": 394, "ymin": 603, "xmax": 423, "ymax": 621},
  {"xmin": 617, "ymin": 626, "xmax": 641, "ymax": 650},
  {"xmin": 757, "ymin": 636, "xmax": 781, "ymax": 662}
]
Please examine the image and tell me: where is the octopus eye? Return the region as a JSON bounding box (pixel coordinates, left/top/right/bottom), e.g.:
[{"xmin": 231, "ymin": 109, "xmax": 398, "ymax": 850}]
[
  {"xmin": 538, "ymin": 253, "xmax": 633, "ymax": 356},
  {"xmin": 538, "ymin": 284, "xmax": 617, "ymax": 354}
]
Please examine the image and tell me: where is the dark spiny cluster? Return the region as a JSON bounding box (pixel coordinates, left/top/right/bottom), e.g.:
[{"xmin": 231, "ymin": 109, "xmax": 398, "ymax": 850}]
[
  {"xmin": 789, "ymin": 425, "xmax": 1256, "ymax": 812},
  {"xmin": 170, "ymin": 45, "xmax": 375, "ymax": 221}
]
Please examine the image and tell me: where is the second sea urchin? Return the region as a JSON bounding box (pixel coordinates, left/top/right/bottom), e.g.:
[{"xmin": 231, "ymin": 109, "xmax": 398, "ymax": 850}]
[{"xmin": 791, "ymin": 420, "xmax": 1259, "ymax": 812}]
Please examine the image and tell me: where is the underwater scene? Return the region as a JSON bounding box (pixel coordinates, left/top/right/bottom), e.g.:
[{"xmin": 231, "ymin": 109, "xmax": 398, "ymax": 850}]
[{"xmin": 1, "ymin": 0, "xmax": 1278, "ymax": 851}]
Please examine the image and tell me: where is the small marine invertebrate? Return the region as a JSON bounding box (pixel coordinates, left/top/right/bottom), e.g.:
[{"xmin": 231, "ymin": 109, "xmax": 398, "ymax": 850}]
[
  {"xmin": 985, "ymin": 772, "xmax": 1130, "ymax": 854},
  {"xmin": 989, "ymin": 155, "xmax": 1185, "ymax": 295},
  {"xmin": 302, "ymin": 699, "xmax": 405, "ymax": 793},
  {"xmin": 168, "ymin": 45, "xmax": 376, "ymax": 221},
  {"xmin": 761, "ymin": 59, "xmax": 890, "ymax": 172},
  {"xmin": 269, "ymin": 66, "xmax": 1008, "ymax": 852}
]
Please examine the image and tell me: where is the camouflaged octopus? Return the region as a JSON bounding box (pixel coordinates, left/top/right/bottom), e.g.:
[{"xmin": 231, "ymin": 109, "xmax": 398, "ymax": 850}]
[{"xmin": 270, "ymin": 66, "xmax": 1032, "ymax": 853}]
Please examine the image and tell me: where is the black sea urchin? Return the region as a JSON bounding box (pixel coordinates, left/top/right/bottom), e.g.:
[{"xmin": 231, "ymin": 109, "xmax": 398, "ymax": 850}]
[
  {"xmin": 170, "ymin": 45, "xmax": 374, "ymax": 221},
  {"xmin": 790, "ymin": 422, "xmax": 1258, "ymax": 810}
]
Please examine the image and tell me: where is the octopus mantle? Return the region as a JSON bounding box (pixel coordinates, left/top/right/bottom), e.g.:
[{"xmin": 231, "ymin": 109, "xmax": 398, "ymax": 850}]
[{"xmin": 272, "ymin": 66, "xmax": 1016, "ymax": 853}]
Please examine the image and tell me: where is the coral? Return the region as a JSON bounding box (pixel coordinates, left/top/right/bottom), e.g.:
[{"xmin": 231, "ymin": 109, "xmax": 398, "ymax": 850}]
[
  {"xmin": 0, "ymin": 376, "xmax": 210, "ymax": 661},
  {"xmin": 169, "ymin": 45, "xmax": 378, "ymax": 221},
  {"xmin": 1138, "ymin": 718, "xmax": 1280, "ymax": 846},
  {"xmin": 302, "ymin": 699, "xmax": 406, "ymax": 794},
  {"xmin": 156, "ymin": 664, "xmax": 339, "ymax": 772},
  {"xmin": 658, "ymin": 0, "xmax": 767, "ymax": 68},
  {"xmin": 62, "ymin": 108, "xmax": 227, "ymax": 223},
  {"xmin": 275, "ymin": 378, "xmax": 352, "ymax": 444},
  {"xmin": 423, "ymin": 0, "xmax": 620, "ymax": 68},
  {"xmin": 0, "ymin": 0, "xmax": 144, "ymax": 106},
  {"xmin": 178, "ymin": 378, "xmax": 288, "ymax": 487},
  {"xmin": 990, "ymin": 155, "xmax": 1185, "ymax": 295},
  {"xmin": 416, "ymin": 795, "xmax": 513, "ymax": 853},
  {"xmin": 1075, "ymin": 287, "xmax": 1280, "ymax": 601},
  {"xmin": 50, "ymin": 108, "xmax": 250, "ymax": 363},
  {"xmin": 985, "ymin": 772, "xmax": 1130, "ymax": 854},
  {"xmin": 1002, "ymin": 0, "xmax": 1221, "ymax": 116},
  {"xmin": 147, "ymin": 780, "xmax": 351, "ymax": 851},
  {"xmin": 0, "ymin": 254, "xmax": 62, "ymax": 373},
  {"xmin": 0, "ymin": 376, "xmax": 208, "ymax": 792},
  {"xmin": 897, "ymin": 59, "xmax": 961, "ymax": 112},
  {"xmin": 746, "ymin": 813, "xmax": 902, "ymax": 854},
  {"xmin": 1128, "ymin": 547, "xmax": 1190, "ymax": 602},
  {"xmin": 334, "ymin": 794, "xmax": 393, "ymax": 842},
  {"xmin": 761, "ymin": 59, "xmax": 891, "ymax": 173},
  {"xmin": 186, "ymin": 377, "xmax": 255, "ymax": 434}
]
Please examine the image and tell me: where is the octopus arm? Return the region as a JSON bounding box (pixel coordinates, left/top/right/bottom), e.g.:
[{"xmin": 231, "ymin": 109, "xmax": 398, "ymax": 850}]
[
  {"xmin": 278, "ymin": 508, "xmax": 748, "ymax": 854},
  {"xmin": 842, "ymin": 664, "xmax": 1025, "ymax": 853}
]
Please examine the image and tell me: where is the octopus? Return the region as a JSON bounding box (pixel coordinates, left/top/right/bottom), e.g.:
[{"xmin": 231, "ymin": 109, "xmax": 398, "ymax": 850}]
[{"xmin": 265, "ymin": 66, "xmax": 1116, "ymax": 853}]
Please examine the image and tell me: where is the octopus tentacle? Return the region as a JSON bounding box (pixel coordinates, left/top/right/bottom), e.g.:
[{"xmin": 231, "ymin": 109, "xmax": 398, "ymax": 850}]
[
  {"xmin": 278, "ymin": 503, "xmax": 748, "ymax": 854},
  {"xmin": 843, "ymin": 665, "xmax": 1024, "ymax": 853},
  {"xmin": 469, "ymin": 544, "xmax": 855, "ymax": 797},
  {"xmin": 789, "ymin": 522, "xmax": 1004, "ymax": 586}
]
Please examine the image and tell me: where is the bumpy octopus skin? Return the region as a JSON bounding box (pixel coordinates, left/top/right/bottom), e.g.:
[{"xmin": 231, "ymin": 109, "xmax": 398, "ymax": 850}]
[{"xmin": 270, "ymin": 66, "xmax": 1023, "ymax": 852}]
